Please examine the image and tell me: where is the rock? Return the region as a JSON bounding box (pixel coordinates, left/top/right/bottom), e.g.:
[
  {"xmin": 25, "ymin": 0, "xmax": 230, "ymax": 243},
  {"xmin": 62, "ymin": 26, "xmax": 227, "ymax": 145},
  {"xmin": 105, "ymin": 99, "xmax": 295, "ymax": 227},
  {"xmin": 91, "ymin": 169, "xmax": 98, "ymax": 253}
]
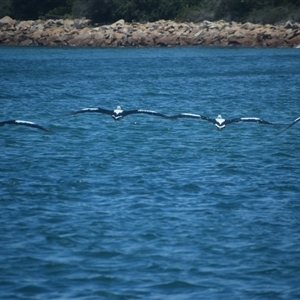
[
  {"xmin": 148, "ymin": 33, "xmax": 159, "ymax": 47},
  {"xmin": 285, "ymin": 20, "xmax": 298, "ymax": 30},
  {"xmin": 240, "ymin": 22, "xmax": 259, "ymax": 31},
  {"xmin": 68, "ymin": 30, "xmax": 92, "ymax": 46},
  {"xmin": 1, "ymin": 16, "xmax": 300, "ymax": 47},
  {"xmin": 285, "ymin": 29, "xmax": 300, "ymax": 46},
  {"xmin": 156, "ymin": 33, "xmax": 179, "ymax": 46},
  {"xmin": 73, "ymin": 18, "xmax": 91, "ymax": 30},
  {"xmin": 15, "ymin": 20, "xmax": 35, "ymax": 32},
  {"xmin": 19, "ymin": 39, "xmax": 33, "ymax": 46},
  {"xmin": 0, "ymin": 16, "xmax": 16, "ymax": 27},
  {"xmin": 111, "ymin": 19, "xmax": 125, "ymax": 30}
]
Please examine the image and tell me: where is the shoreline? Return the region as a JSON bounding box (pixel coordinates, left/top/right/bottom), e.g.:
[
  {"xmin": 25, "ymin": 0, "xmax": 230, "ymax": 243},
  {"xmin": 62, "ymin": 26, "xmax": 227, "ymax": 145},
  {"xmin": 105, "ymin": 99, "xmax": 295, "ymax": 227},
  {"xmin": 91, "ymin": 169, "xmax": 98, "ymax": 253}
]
[{"xmin": 1, "ymin": 15, "xmax": 300, "ymax": 48}]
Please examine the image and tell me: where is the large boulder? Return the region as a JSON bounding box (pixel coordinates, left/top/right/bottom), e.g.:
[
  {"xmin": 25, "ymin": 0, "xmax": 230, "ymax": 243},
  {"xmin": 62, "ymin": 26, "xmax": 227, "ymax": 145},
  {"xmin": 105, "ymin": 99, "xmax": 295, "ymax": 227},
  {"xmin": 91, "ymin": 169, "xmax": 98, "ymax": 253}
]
[
  {"xmin": 285, "ymin": 29, "xmax": 300, "ymax": 46},
  {"xmin": 0, "ymin": 16, "xmax": 16, "ymax": 27},
  {"xmin": 68, "ymin": 29, "xmax": 92, "ymax": 46},
  {"xmin": 156, "ymin": 33, "xmax": 179, "ymax": 46},
  {"xmin": 110, "ymin": 19, "xmax": 125, "ymax": 30},
  {"xmin": 0, "ymin": 16, "xmax": 16, "ymax": 31}
]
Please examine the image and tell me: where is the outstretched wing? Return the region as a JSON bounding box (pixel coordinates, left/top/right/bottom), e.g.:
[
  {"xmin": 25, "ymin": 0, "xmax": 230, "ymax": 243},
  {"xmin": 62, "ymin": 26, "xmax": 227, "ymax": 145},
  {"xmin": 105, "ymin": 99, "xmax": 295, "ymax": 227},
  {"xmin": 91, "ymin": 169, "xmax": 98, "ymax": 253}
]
[
  {"xmin": 226, "ymin": 117, "xmax": 275, "ymax": 125},
  {"xmin": 0, "ymin": 120, "xmax": 52, "ymax": 133},
  {"xmin": 123, "ymin": 109, "xmax": 170, "ymax": 119},
  {"xmin": 277, "ymin": 116, "xmax": 300, "ymax": 134},
  {"xmin": 66, "ymin": 107, "xmax": 113, "ymax": 116},
  {"xmin": 168, "ymin": 113, "xmax": 205, "ymax": 120}
]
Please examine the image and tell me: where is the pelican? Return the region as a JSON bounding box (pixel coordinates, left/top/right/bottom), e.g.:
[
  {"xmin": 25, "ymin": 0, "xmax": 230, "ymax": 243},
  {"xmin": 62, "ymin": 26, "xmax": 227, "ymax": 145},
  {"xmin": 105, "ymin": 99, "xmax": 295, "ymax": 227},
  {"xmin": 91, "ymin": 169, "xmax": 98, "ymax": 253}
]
[
  {"xmin": 66, "ymin": 106, "xmax": 170, "ymax": 121},
  {"xmin": 169, "ymin": 113, "xmax": 275, "ymax": 129},
  {"xmin": 0, "ymin": 120, "xmax": 52, "ymax": 133}
]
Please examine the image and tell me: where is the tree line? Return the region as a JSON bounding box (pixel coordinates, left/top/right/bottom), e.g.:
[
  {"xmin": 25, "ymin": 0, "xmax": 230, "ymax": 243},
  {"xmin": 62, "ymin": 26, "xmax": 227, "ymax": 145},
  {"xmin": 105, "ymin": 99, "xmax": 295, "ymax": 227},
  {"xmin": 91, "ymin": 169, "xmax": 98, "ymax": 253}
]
[{"xmin": 1, "ymin": 0, "xmax": 299, "ymax": 24}]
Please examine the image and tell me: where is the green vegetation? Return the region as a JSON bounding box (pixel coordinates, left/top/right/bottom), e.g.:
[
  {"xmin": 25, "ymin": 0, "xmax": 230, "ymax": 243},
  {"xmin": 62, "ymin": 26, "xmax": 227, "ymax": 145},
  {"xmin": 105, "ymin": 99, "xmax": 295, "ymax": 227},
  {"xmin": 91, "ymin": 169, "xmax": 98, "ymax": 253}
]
[{"xmin": 1, "ymin": 0, "xmax": 299, "ymax": 24}]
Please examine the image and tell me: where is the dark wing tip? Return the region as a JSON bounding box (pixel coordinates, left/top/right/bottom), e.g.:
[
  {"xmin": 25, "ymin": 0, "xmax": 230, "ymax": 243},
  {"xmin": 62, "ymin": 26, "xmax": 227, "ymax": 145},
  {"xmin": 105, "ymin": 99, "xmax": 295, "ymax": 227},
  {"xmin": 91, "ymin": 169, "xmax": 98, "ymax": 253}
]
[
  {"xmin": 277, "ymin": 118, "xmax": 300, "ymax": 135},
  {"xmin": 40, "ymin": 126, "xmax": 53, "ymax": 133},
  {"xmin": 64, "ymin": 111, "xmax": 77, "ymax": 117},
  {"xmin": 258, "ymin": 119, "xmax": 276, "ymax": 125}
]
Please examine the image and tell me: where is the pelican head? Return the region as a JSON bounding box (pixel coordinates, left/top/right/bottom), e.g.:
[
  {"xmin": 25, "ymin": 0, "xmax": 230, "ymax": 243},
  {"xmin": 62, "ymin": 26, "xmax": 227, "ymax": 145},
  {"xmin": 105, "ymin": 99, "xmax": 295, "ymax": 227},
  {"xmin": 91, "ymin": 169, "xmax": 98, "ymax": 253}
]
[{"xmin": 215, "ymin": 114, "xmax": 226, "ymax": 129}]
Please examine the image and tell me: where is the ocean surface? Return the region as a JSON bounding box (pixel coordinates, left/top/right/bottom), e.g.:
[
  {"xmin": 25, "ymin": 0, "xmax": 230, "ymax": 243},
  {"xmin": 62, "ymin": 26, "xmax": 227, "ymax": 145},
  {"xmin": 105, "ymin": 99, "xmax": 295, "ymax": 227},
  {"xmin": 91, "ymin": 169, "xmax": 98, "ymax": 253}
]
[{"xmin": 0, "ymin": 45, "xmax": 300, "ymax": 299}]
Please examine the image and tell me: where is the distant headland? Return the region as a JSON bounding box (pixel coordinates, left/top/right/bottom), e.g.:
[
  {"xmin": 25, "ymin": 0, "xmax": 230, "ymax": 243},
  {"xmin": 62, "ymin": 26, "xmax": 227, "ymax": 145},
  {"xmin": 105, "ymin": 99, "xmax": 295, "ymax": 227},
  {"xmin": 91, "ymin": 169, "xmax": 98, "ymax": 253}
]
[{"xmin": 1, "ymin": 16, "xmax": 299, "ymax": 48}]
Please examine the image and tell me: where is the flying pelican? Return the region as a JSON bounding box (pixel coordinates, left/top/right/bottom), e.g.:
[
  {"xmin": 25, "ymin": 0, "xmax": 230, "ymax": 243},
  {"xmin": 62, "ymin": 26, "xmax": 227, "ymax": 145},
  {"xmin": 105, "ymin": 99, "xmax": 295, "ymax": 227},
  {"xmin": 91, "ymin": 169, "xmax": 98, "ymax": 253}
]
[
  {"xmin": 0, "ymin": 120, "xmax": 52, "ymax": 133},
  {"xmin": 169, "ymin": 113, "xmax": 275, "ymax": 129},
  {"xmin": 277, "ymin": 116, "xmax": 300, "ymax": 134},
  {"xmin": 66, "ymin": 106, "xmax": 170, "ymax": 121}
]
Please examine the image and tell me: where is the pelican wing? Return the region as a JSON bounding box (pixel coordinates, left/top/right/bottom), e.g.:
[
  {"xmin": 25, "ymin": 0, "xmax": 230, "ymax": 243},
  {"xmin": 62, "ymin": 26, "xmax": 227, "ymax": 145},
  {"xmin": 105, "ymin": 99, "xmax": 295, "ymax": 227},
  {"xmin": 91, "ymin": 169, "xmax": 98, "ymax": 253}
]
[
  {"xmin": 66, "ymin": 107, "xmax": 112, "ymax": 116},
  {"xmin": 123, "ymin": 109, "xmax": 170, "ymax": 119},
  {"xmin": 202, "ymin": 116, "xmax": 217, "ymax": 124},
  {"xmin": 239, "ymin": 117, "xmax": 275, "ymax": 125},
  {"xmin": 0, "ymin": 120, "xmax": 52, "ymax": 133},
  {"xmin": 277, "ymin": 116, "xmax": 300, "ymax": 134},
  {"xmin": 168, "ymin": 113, "xmax": 204, "ymax": 120},
  {"xmin": 223, "ymin": 118, "xmax": 241, "ymax": 125}
]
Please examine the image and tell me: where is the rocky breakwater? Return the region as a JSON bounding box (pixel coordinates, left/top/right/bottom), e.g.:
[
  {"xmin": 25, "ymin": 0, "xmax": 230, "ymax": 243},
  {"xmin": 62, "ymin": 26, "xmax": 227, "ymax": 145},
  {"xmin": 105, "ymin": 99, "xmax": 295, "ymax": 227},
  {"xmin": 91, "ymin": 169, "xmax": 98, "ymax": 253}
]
[{"xmin": 1, "ymin": 15, "xmax": 300, "ymax": 47}]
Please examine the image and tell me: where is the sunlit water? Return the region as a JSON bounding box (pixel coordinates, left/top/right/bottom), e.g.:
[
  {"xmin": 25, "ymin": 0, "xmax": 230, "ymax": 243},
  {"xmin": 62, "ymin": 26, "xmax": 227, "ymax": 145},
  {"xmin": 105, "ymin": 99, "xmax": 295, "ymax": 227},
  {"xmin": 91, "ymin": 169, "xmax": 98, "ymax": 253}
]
[{"xmin": 1, "ymin": 46, "xmax": 300, "ymax": 299}]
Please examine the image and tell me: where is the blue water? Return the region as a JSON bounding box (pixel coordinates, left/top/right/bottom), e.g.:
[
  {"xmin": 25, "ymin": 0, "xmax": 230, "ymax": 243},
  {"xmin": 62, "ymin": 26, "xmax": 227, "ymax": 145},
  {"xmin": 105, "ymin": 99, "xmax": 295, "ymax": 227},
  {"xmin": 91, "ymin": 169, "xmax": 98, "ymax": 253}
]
[{"xmin": 1, "ymin": 46, "xmax": 300, "ymax": 299}]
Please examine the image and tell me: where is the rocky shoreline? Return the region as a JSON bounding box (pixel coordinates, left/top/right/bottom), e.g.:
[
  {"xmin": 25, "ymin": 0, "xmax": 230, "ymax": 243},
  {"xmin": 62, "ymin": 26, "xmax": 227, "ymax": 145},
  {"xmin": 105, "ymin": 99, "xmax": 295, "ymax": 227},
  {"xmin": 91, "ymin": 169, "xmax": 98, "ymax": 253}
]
[{"xmin": 1, "ymin": 15, "xmax": 300, "ymax": 48}]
